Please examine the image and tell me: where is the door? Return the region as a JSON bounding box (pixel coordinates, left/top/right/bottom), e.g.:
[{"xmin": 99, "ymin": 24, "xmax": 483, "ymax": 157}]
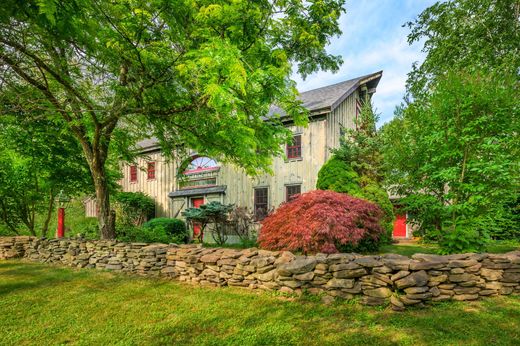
[
  {"xmin": 393, "ymin": 213, "xmax": 407, "ymax": 238},
  {"xmin": 191, "ymin": 197, "xmax": 204, "ymax": 238}
]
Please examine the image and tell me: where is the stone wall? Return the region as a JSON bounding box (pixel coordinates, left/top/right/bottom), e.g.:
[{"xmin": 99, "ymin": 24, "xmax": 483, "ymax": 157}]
[{"xmin": 1, "ymin": 236, "xmax": 519, "ymax": 310}]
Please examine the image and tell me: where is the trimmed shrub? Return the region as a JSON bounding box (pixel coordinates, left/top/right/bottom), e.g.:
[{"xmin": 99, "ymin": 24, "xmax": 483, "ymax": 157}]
[
  {"xmin": 142, "ymin": 218, "xmax": 189, "ymax": 244},
  {"xmin": 117, "ymin": 218, "xmax": 188, "ymax": 244},
  {"xmin": 317, "ymin": 156, "xmax": 395, "ymax": 243},
  {"xmin": 316, "ymin": 156, "xmax": 361, "ymax": 194},
  {"xmin": 113, "ymin": 192, "xmax": 155, "ymax": 226},
  {"xmin": 258, "ymin": 190, "xmax": 385, "ymax": 254}
]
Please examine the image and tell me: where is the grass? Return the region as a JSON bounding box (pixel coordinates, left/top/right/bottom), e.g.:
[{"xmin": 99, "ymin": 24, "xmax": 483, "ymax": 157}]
[
  {"xmin": 379, "ymin": 240, "xmax": 520, "ymax": 257},
  {"xmin": 1, "ymin": 261, "xmax": 519, "ymax": 345}
]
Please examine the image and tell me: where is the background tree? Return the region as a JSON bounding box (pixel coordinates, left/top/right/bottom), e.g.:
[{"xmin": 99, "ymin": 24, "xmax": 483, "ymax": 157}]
[
  {"xmin": 406, "ymin": 0, "xmax": 520, "ymax": 96},
  {"xmin": 317, "ymin": 103, "xmax": 394, "ymax": 241},
  {"xmin": 0, "ymin": 113, "xmax": 93, "ymax": 237},
  {"xmin": 382, "ymin": 71, "xmax": 519, "ymax": 252},
  {"xmin": 0, "ymin": 0, "xmax": 346, "ymax": 239}
]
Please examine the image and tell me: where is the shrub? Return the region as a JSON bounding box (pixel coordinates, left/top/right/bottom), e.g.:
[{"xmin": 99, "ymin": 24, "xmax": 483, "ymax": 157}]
[
  {"xmin": 117, "ymin": 218, "xmax": 188, "ymax": 244},
  {"xmin": 316, "ymin": 156, "xmax": 361, "ymax": 194},
  {"xmin": 113, "ymin": 192, "xmax": 155, "ymax": 226},
  {"xmin": 258, "ymin": 190, "xmax": 385, "ymax": 254},
  {"xmin": 182, "ymin": 202, "xmax": 234, "ymax": 245},
  {"xmin": 317, "ymin": 156, "xmax": 395, "ymax": 244}
]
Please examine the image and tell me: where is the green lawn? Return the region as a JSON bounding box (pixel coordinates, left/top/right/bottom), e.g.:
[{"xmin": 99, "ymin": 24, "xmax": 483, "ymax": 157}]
[
  {"xmin": 379, "ymin": 240, "xmax": 520, "ymax": 257},
  {"xmin": 1, "ymin": 261, "xmax": 519, "ymax": 345}
]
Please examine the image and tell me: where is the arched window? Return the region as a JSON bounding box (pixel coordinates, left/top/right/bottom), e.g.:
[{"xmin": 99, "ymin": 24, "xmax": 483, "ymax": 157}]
[
  {"xmin": 184, "ymin": 156, "xmax": 219, "ymax": 174},
  {"xmin": 179, "ymin": 156, "xmax": 219, "ymax": 189}
]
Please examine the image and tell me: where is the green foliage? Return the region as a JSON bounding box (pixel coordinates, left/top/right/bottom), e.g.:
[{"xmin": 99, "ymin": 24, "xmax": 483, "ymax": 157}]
[
  {"xmin": 316, "ymin": 157, "xmax": 361, "ymax": 194},
  {"xmin": 117, "ymin": 218, "xmax": 187, "ymax": 244},
  {"xmin": 0, "ymin": 0, "xmax": 346, "ymax": 238},
  {"xmin": 438, "ymin": 226, "xmax": 490, "ymax": 255},
  {"xmin": 0, "ymin": 114, "xmax": 93, "ymax": 237},
  {"xmin": 406, "ymin": 0, "xmax": 520, "ymax": 96},
  {"xmin": 383, "ymin": 70, "xmax": 520, "ymax": 253},
  {"xmin": 113, "ymin": 192, "xmax": 155, "ymax": 227},
  {"xmin": 183, "ymin": 202, "xmax": 234, "ymax": 245},
  {"xmin": 142, "ymin": 218, "xmax": 188, "ymax": 244},
  {"xmin": 333, "ymin": 102, "xmax": 385, "ymax": 183}
]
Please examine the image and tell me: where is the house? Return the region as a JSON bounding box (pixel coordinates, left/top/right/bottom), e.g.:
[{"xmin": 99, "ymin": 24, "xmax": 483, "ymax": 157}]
[{"xmin": 86, "ymin": 71, "xmax": 408, "ymax": 237}]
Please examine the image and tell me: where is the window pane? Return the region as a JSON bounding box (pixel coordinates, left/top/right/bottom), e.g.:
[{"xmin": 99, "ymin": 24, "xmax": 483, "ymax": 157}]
[
  {"xmin": 286, "ymin": 185, "xmax": 301, "ymax": 202},
  {"xmin": 147, "ymin": 162, "xmax": 156, "ymax": 180},
  {"xmin": 130, "ymin": 165, "xmax": 138, "ymax": 182},
  {"xmin": 254, "ymin": 188, "xmax": 268, "ymax": 220},
  {"xmin": 286, "ymin": 135, "xmax": 302, "ymax": 159}
]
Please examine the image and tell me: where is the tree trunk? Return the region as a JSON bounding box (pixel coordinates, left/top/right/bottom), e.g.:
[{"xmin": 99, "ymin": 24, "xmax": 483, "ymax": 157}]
[{"xmin": 92, "ymin": 164, "xmax": 116, "ymax": 239}]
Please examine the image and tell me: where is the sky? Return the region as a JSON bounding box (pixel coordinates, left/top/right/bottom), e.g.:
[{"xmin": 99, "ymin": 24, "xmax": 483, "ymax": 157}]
[{"xmin": 293, "ymin": 0, "xmax": 439, "ymax": 125}]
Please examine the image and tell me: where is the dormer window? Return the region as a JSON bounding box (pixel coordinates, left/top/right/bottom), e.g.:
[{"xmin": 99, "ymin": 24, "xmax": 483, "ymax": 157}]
[{"xmin": 286, "ymin": 134, "xmax": 302, "ymax": 159}]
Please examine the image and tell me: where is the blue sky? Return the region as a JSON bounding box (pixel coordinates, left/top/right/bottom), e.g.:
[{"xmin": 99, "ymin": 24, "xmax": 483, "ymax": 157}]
[{"xmin": 293, "ymin": 0, "xmax": 439, "ymax": 125}]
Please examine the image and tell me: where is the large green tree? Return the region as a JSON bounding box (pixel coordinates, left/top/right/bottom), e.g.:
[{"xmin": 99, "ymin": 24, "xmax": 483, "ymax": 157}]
[
  {"xmin": 406, "ymin": 0, "xmax": 520, "ymax": 96},
  {"xmin": 382, "ymin": 0, "xmax": 520, "ymax": 252},
  {"xmin": 0, "ymin": 0, "xmax": 345, "ymax": 238}
]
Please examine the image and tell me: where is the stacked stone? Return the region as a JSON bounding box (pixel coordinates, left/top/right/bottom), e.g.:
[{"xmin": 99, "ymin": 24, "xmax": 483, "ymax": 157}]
[
  {"xmin": 0, "ymin": 236, "xmax": 35, "ymax": 260},
  {"xmin": 1, "ymin": 236, "xmax": 519, "ymax": 310}
]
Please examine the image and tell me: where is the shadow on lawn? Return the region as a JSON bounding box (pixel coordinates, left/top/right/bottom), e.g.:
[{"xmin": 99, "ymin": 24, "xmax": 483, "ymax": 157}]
[
  {"xmin": 147, "ymin": 288, "xmax": 520, "ymax": 346},
  {"xmin": 0, "ymin": 261, "xmax": 89, "ymax": 296}
]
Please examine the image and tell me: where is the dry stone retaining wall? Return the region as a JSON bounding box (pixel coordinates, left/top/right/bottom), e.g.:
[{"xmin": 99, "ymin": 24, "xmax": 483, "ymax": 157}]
[{"xmin": 1, "ymin": 236, "xmax": 519, "ymax": 310}]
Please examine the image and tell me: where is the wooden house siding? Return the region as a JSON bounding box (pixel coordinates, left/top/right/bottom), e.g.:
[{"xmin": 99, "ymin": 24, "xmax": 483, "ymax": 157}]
[
  {"xmin": 118, "ymin": 151, "xmax": 177, "ymax": 218},
  {"xmin": 326, "ymin": 90, "xmax": 358, "ymax": 153}
]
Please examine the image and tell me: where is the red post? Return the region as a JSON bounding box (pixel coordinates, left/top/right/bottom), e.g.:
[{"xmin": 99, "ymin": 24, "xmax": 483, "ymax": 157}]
[{"xmin": 57, "ymin": 207, "xmax": 65, "ymax": 238}]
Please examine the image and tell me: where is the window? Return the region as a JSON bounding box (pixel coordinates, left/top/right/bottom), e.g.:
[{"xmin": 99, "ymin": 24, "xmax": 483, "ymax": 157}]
[
  {"xmin": 254, "ymin": 187, "xmax": 269, "ymax": 221},
  {"xmin": 129, "ymin": 165, "xmax": 138, "ymax": 183},
  {"xmin": 286, "ymin": 184, "xmax": 301, "ymax": 202},
  {"xmin": 147, "ymin": 162, "xmax": 156, "ymax": 180},
  {"xmin": 179, "ymin": 156, "xmax": 219, "ymax": 189},
  {"xmin": 286, "ymin": 134, "xmax": 302, "ymax": 159}
]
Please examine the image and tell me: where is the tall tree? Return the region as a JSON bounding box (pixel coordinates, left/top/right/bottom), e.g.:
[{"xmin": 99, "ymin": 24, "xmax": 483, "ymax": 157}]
[
  {"xmin": 0, "ymin": 111, "xmax": 94, "ymax": 237},
  {"xmin": 382, "ymin": 0, "xmax": 520, "ymax": 252},
  {"xmin": 406, "ymin": 0, "xmax": 520, "ymax": 96},
  {"xmin": 0, "ymin": 0, "xmax": 346, "ymax": 238}
]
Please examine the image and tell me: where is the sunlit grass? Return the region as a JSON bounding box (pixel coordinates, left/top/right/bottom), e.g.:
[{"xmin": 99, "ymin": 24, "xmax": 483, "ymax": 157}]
[{"xmin": 1, "ymin": 261, "xmax": 519, "ymax": 345}]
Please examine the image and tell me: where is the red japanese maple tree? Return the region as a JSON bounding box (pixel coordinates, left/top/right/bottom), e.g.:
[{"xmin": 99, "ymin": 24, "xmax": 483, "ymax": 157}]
[{"xmin": 258, "ymin": 190, "xmax": 384, "ymax": 254}]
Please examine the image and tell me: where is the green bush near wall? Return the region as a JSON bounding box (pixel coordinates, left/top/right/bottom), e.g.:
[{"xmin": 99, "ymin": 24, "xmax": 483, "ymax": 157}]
[{"xmin": 117, "ymin": 218, "xmax": 188, "ymax": 244}]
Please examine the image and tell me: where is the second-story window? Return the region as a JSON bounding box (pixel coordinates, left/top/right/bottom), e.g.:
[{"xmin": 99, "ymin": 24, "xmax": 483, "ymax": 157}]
[
  {"xmin": 147, "ymin": 162, "xmax": 156, "ymax": 180},
  {"xmin": 130, "ymin": 165, "xmax": 138, "ymax": 183},
  {"xmin": 286, "ymin": 134, "xmax": 302, "ymax": 159}
]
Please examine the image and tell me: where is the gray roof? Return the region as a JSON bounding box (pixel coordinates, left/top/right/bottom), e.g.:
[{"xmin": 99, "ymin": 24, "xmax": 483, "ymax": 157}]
[
  {"xmin": 168, "ymin": 185, "xmax": 227, "ymax": 198},
  {"xmin": 268, "ymin": 70, "xmax": 382, "ymax": 118}
]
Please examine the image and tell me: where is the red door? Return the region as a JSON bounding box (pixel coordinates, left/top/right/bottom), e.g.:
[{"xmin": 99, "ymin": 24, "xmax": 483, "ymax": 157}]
[
  {"xmin": 191, "ymin": 198, "xmax": 204, "ymax": 239},
  {"xmin": 393, "ymin": 213, "xmax": 407, "ymax": 238}
]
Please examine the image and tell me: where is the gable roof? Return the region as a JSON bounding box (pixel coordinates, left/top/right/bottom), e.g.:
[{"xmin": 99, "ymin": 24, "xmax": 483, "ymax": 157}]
[{"xmin": 267, "ymin": 70, "xmax": 382, "ymax": 118}]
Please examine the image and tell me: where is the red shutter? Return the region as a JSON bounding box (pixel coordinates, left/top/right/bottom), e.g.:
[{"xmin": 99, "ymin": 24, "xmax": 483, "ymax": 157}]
[
  {"xmin": 147, "ymin": 162, "xmax": 156, "ymax": 180},
  {"xmin": 130, "ymin": 165, "xmax": 138, "ymax": 183}
]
